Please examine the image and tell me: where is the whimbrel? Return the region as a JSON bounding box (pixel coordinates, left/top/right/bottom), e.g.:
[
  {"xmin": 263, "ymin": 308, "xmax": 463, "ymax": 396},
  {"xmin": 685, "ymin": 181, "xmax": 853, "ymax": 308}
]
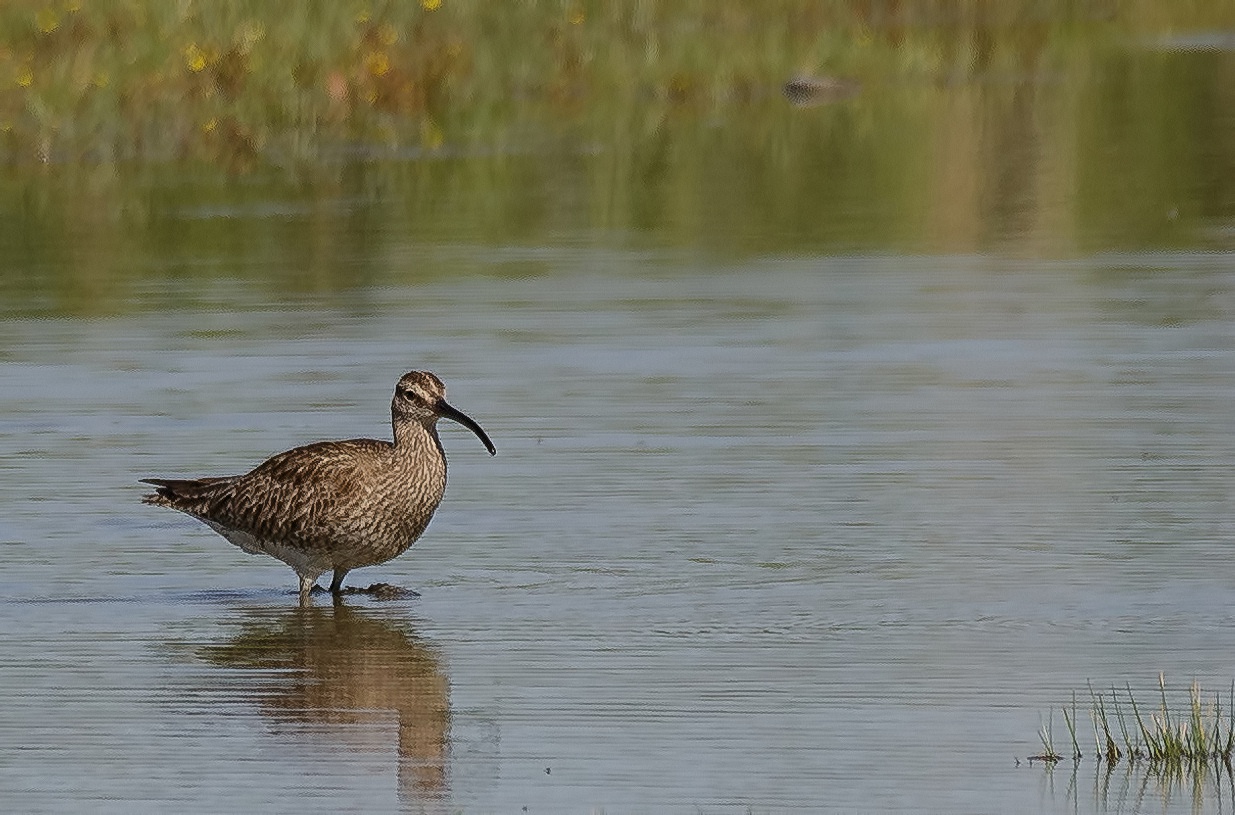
[{"xmin": 142, "ymin": 371, "xmax": 495, "ymax": 601}]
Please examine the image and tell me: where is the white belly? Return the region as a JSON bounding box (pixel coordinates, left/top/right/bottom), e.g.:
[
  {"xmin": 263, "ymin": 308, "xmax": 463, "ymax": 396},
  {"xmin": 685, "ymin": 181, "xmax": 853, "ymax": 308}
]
[{"xmin": 203, "ymin": 520, "xmax": 330, "ymax": 579}]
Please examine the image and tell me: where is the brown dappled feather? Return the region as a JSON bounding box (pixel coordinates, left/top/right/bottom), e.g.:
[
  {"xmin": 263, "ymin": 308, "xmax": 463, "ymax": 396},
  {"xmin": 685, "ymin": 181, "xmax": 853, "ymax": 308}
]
[{"xmin": 140, "ymin": 371, "xmax": 494, "ymax": 597}]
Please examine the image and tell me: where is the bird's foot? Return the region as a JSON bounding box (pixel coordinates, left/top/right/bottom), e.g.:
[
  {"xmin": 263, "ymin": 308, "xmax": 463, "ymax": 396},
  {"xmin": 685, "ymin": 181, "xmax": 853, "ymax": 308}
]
[{"xmin": 336, "ymin": 582, "xmax": 418, "ymax": 600}]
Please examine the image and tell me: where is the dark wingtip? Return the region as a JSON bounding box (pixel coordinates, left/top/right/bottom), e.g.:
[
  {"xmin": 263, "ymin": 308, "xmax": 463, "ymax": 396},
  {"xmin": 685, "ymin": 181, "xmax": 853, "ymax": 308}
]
[
  {"xmin": 139, "ymin": 477, "xmax": 205, "ymax": 505},
  {"xmin": 140, "ymin": 478, "xmax": 171, "ymax": 505}
]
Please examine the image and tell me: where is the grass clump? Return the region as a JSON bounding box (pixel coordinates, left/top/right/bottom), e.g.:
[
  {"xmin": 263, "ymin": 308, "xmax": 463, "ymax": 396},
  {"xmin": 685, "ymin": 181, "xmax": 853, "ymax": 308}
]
[
  {"xmin": 1032, "ymin": 709, "xmax": 1062, "ymax": 764},
  {"xmin": 1034, "ymin": 675, "xmax": 1235, "ymax": 772}
]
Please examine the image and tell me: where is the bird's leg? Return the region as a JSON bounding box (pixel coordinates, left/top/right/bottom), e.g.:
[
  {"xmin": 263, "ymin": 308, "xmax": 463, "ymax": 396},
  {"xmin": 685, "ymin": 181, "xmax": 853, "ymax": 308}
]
[
  {"xmin": 298, "ymin": 574, "xmax": 316, "ymax": 604},
  {"xmin": 330, "ymin": 567, "xmax": 349, "ymax": 594}
]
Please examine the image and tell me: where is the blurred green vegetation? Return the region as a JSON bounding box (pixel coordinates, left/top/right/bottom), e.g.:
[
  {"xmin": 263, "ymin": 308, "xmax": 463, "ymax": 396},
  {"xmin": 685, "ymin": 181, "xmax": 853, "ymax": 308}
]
[
  {"xmin": 4, "ymin": 0, "xmax": 1229, "ymax": 163},
  {"xmin": 0, "ymin": 2, "xmax": 1112, "ymax": 159},
  {"xmin": 0, "ymin": 1, "xmax": 1232, "ymax": 313}
]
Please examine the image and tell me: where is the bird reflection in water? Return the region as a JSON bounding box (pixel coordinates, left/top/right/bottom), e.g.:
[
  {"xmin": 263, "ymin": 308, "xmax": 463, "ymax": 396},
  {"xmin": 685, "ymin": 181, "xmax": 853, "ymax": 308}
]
[{"xmin": 198, "ymin": 600, "xmax": 449, "ymax": 804}]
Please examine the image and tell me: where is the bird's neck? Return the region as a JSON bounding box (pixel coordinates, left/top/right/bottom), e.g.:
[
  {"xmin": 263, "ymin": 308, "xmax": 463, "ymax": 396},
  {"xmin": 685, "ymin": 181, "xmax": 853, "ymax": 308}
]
[{"xmin": 392, "ymin": 417, "xmax": 445, "ymax": 460}]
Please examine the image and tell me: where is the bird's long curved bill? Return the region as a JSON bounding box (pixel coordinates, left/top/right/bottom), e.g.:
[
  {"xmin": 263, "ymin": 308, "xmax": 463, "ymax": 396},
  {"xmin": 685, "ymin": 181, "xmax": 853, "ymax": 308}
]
[{"xmin": 438, "ymin": 400, "xmax": 497, "ymax": 455}]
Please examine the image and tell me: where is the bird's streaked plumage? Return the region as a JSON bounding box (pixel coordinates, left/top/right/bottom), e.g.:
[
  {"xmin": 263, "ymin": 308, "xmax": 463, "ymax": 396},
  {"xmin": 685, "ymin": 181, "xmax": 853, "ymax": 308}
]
[{"xmin": 142, "ymin": 371, "xmax": 495, "ymax": 600}]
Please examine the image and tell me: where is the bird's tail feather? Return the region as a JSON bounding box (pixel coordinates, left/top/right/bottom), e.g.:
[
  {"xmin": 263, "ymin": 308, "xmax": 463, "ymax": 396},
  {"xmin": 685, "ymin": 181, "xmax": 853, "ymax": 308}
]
[{"xmin": 140, "ymin": 476, "xmax": 232, "ymax": 506}]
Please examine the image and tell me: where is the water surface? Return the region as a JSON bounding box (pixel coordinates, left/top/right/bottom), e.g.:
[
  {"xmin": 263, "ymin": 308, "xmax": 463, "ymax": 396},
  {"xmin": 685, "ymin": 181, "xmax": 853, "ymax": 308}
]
[
  {"xmin": 3, "ymin": 248, "xmax": 1235, "ymax": 812},
  {"xmin": 1, "ymin": 17, "xmax": 1234, "ymax": 812}
]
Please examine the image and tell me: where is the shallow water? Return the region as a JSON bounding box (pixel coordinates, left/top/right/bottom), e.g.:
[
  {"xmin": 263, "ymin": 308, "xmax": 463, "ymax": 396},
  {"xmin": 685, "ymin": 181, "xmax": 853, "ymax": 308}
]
[
  {"xmin": 3, "ymin": 245, "xmax": 1235, "ymax": 812},
  {"xmin": 2, "ymin": 15, "xmax": 1235, "ymax": 809}
]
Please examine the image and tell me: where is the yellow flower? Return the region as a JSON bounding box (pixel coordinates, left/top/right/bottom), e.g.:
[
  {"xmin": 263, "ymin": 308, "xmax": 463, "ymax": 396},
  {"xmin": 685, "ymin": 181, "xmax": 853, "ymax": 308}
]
[
  {"xmin": 184, "ymin": 43, "xmax": 208, "ymax": 72},
  {"xmin": 365, "ymin": 51, "xmax": 389, "ymax": 77},
  {"xmin": 16, "ymin": 67, "xmax": 33, "ymax": 87},
  {"xmin": 568, "ymin": 6, "xmax": 584, "ymax": 25},
  {"xmin": 422, "ymin": 0, "xmax": 442, "ymax": 10},
  {"xmin": 36, "ymin": 7, "xmax": 59, "ymax": 34}
]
